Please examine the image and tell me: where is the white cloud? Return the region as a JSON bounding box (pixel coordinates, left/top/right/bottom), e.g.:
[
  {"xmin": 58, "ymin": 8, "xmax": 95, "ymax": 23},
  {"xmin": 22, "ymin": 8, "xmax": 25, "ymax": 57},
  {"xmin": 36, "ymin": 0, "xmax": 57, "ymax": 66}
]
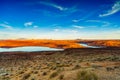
[
  {"xmin": 86, "ymin": 20, "xmax": 111, "ymax": 27},
  {"xmin": 63, "ymin": 29, "xmax": 78, "ymax": 34},
  {"xmin": 33, "ymin": 25, "xmax": 39, "ymax": 28},
  {"xmin": 24, "ymin": 22, "xmax": 40, "ymax": 28},
  {"xmin": 3, "ymin": 21, "xmax": 9, "ymax": 24},
  {"xmin": 70, "ymin": 30, "xmax": 78, "ymax": 33},
  {"xmin": 99, "ymin": 1, "xmax": 120, "ymax": 17},
  {"xmin": 73, "ymin": 25, "xmax": 84, "ymax": 29},
  {"xmin": 0, "ymin": 24, "xmax": 13, "ymax": 30},
  {"xmin": 80, "ymin": 10, "xmax": 99, "ymax": 21},
  {"xmin": 86, "ymin": 20, "xmax": 109, "ymax": 24},
  {"xmin": 52, "ymin": 4, "xmax": 67, "ymax": 11},
  {"xmin": 24, "ymin": 22, "xmax": 33, "ymax": 27},
  {"xmin": 53, "ymin": 28, "xmax": 78, "ymax": 34},
  {"xmin": 54, "ymin": 29, "xmax": 59, "ymax": 32},
  {"xmin": 86, "ymin": 20, "xmax": 103, "ymax": 23},
  {"xmin": 39, "ymin": 1, "xmax": 67, "ymax": 11},
  {"xmin": 72, "ymin": 19, "xmax": 80, "ymax": 22},
  {"xmin": 38, "ymin": 4, "xmax": 78, "ymax": 17}
]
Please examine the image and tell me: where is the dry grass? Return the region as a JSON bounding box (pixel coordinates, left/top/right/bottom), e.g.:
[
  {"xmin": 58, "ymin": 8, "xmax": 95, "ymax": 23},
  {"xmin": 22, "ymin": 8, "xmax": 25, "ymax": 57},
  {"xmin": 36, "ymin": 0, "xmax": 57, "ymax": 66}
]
[{"xmin": 76, "ymin": 70, "xmax": 98, "ymax": 80}]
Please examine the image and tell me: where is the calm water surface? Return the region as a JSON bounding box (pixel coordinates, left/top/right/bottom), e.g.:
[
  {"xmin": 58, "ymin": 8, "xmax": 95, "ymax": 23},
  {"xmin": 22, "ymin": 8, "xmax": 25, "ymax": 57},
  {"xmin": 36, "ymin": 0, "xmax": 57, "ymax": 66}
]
[
  {"xmin": 79, "ymin": 43, "xmax": 102, "ymax": 48},
  {"xmin": 0, "ymin": 46, "xmax": 64, "ymax": 52}
]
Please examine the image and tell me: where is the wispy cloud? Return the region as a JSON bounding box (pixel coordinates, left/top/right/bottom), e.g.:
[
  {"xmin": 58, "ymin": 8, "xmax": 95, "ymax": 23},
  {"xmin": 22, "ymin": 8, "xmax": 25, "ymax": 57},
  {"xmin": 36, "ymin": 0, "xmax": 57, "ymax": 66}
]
[
  {"xmin": 33, "ymin": 25, "xmax": 39, "ymax": 28},
  {"xmin": 99, "ymin": 1, "xmax": 120, "ymax": 17},
  {"xmin": 79, "ymin": 9, "xmax": 100, "ymax": 21},
  {"xmin": 72, "ymin": 19, "xmax": 80, "ymax": 22},
  {"xmin": 3, "ymin": 21, "xmax": 9, "ymax": 24},
  {"xmin": 63, "ymin": 29, "xmax": 78, "ymax": 34},
  {"xmin": 86, "ymin": 20, "xmax": 111, "ymax": 27},
  {"xmin": 86, "ymin": 20, "xmax": 103, "ymax": 23},
  {"xmin": 53, "ymin": 28, "xmax": 78, "ymax": 34},
  {"xmin": 39, "ymin": 1, "xmax": 67, "ymax": 11},
  {"xmin": 0, "ymin": 23, "xmax": 13, "ymax": 30},
  {"xmin": 54, "ymin": 29, "xmax": 59, "ymax": 32},
  {"xmin": 42, "ymin": 7, "xmax": 78, "ymax": 17},
  {"xmin": 24, "ymin": 22, "xmax": 33, "ymax": 27},
  {"xmin": 37, "ymin": 1, "xmax": 78, "ymax": 17},
  {"xmin": 24, "ymin": 22, "xmax": 39, "ymax": 29},
  {"xmin": 72, "ymin": 25, "xmax": 84, "ymax": 29}
]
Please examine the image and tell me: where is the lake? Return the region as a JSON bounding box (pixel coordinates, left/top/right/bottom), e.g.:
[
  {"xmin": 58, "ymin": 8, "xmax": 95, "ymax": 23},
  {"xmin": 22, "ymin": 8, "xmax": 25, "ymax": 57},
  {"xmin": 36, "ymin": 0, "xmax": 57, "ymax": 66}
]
[
  {"xmin": 80, "ymin": 43, "xmax": 102, "ymax": 48},
  {"xmin": 0, "ymin": 46, "xmax": 64, "ymax": 52}
]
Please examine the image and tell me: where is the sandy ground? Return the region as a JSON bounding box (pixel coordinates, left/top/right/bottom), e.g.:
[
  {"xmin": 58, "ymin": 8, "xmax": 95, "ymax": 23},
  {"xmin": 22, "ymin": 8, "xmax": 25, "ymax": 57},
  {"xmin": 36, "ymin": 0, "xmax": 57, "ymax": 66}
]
[{"xmin": 0, "ymin": 48, "xmax": 120, "ymax": 80}]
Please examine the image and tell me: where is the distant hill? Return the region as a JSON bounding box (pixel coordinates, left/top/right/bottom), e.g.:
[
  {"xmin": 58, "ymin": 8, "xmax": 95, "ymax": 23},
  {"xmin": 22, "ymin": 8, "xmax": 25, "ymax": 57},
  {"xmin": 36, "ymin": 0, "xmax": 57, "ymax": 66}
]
[{"xmin": 0, "ymin": 39, "xmax": 84, "ymax": 49}]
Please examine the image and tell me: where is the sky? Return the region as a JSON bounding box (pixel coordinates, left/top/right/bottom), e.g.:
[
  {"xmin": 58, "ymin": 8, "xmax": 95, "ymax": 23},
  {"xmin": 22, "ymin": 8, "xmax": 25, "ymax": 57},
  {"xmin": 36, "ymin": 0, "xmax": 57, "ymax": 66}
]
[{"xmin": 0, "ymin": 0, "xmax": 120, "ymax": 39}]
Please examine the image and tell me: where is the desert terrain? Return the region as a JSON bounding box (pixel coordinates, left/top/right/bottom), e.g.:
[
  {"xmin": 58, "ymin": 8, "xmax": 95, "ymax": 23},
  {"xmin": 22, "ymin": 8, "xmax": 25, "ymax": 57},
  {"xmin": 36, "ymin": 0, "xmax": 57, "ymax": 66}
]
[
  {"xmin": 0, "ymin": 40, "xmax": 120, "ymax": 80},
  {"xmin": 0, "ymin": 48, "xmax": 120, "ymax": 80}
]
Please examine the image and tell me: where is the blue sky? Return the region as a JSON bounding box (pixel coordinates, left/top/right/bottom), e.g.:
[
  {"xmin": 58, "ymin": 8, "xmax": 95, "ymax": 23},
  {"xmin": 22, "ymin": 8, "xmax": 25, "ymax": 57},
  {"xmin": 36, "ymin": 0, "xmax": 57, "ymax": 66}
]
[{"xmin": 0, "ymin": 0, "xmax": 120, "ymax": 39}]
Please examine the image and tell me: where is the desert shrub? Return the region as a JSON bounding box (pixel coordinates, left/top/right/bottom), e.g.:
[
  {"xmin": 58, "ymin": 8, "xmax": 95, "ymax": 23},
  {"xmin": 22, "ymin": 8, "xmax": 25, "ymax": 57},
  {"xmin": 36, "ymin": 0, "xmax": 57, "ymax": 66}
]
[
  {"xmin": 49, "ymin": 71, "xmax": 59, "ymax": 78},
  {"xmin": 73, "ymin": 64, "xmax": 81, "ymax": 70},
  {"xmin": 91, "ymin": 64, "xmax": 102, "ymax": 69},
  {"xmin": 76, "ymin": 70, "xmax": 98, "ymax": 80},
  {"xmin": 50, "ymin": 66, "xmax": 57, "ymax": 70},
  {"xmin": 59, "ymin": 74, "xmax": 64, "ymax": 80},
  {"xmin": 1, "ymin": 77, "xmax": 10, "ymax": 80},
  {"xmin": 42, "ymin": 72, "xmax": 47, "ymax": 76},
  {"xmin": 33, "ymin": 71, "xmax": 38, "ymax": 74},
  {"xmin": 19, "ymin": 71, "xmax": 24, "ymax": 74},
  {"xmin": 31, "ymin": 78, "xmax": 35, "ymax": 80},
  {"xmin": 114, "ymin": 66, "xmax": 120, "ymax": 69},
  {"xmin": 106, "ymin": 67, "xmax": 114, "ymax": 71},
  {"xmin": 22, "ymin": 73, "xmax": 30, "ymax": 80}
]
